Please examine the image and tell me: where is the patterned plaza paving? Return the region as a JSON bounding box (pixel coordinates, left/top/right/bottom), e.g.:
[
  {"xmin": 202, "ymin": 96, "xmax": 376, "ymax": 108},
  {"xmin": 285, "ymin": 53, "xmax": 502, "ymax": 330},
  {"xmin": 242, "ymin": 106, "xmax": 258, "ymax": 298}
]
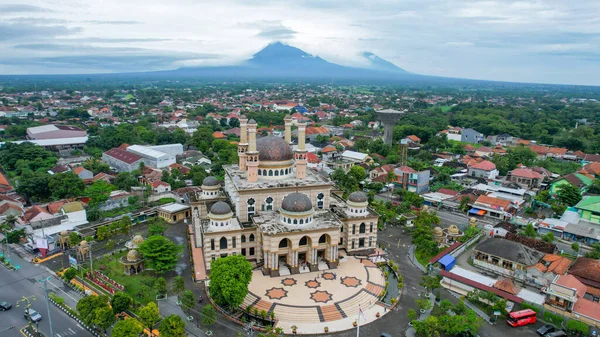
[{"xmin": 242, "ymin": 255, "xmax": 388, "ymax": 331}]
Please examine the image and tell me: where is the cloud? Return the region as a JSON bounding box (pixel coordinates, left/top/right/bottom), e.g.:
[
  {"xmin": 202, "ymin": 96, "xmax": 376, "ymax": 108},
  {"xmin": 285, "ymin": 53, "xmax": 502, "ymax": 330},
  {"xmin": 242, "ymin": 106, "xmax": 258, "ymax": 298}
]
[
  {"xmin": 0, "ymin": 22, "xmax": 82, "ymax": 41},
  {"xmin": 83, "ymin": 20, "xmax": 143, "ymax": 25},
  {"xmin": 444, "ymin": 41, "xmax": 474, "ymax": 47},
  {"xmin": 5, "ymin": 17, "xmax": 69, "ymax": 25},
  {"xmin": 0, "ymin": 4, "xmax": 50, "ymax": 13},
  {"xmin": 239, "ymin": 20, "xmax": 298, "ymax": 39},
  {"xmin": 56, "ymin": 37, "xmax": 172, "ymax": 43}
]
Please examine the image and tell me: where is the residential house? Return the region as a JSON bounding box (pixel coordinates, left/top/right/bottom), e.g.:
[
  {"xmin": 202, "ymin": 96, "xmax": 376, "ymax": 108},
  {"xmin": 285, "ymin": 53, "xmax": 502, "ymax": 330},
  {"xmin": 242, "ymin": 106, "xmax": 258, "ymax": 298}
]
[
  {"xmin": 471, "ymin": 195, "xmax": 513, "ymax": 220},
  {"xmin": 99, "ymin": 190, "xmax": 130, "ymax": 211},
  {"xmin": 489, "ymin": 133, "xmax": 515, "ymax": 146},
  {"xmin": 579, "ymin": 162, "xmax": 600, "ymax": 177},
  {"xmin": 568, "ymin": 257, "xmax": 600, "ymax": 301},
  {"xmin": 445, "ymin": 127, "xmax": 463, "ymax": 142},
  {"xmin": 508, "ymin": 168, "xmax": 544, "ymax": 189},
  {"xmin": 468, "ymin": 160, "xmax": 499, "ymax": 180},
  {"xmin": 474, "ymin": 146, "xmax": 493, "ymax": 158},
  {"xmin": 369, "ymin": 164, "xmax": 395, "ymax": 180},
  {"xmin": 472, "ymin": 238, "xmax": 545, "ymax": 282},
  {"xmin": 574, "ymin": 196, "xmax": 600, "ymax": 224},
  {"xmin": 461, "ymin": 128, "xmax": 484, "ymax": 143},
  {"xmin": 526, "ymin": 254, "xmax": 572, "ymax": 288},
  {"xmin": 22, "ymin": 205, "xmax": 53, "ymax": 223},
  {"xmin": 60, "ymin": 202, "xmax": 87, "ymax": 226},
  {"xmin": 151, "ymin": 181, "xmax": 171, "ymax": 194},
  {"xmin": 393, "ymin": 165, "xmax": 430, "ymax": 194},
  {"xmin": 48, "ymin": 164, "xmax": 70, "ymax": 175},
  {"xmin": 169, "ymin": 163, "xmax": 190, "ymax": 175},
  {"xmin": 304, "ymin": 126, "xmax": 330, "ymax": 142},
  {"xmin": 0, "ymin": 195, "xmax": 24, "ymax": 218},
  {"xmin": 0, "ymin": 172, "xmax": 14, "ymax": 195},
  {"xmin": 341, "ymin": 150, "xmax": 374, "ymax": 165},
  {"xmin": 530, "ymin": 145, "xmax": 549, "ymax": 158},
  {"xmin": 563, "ymin": 220, "xmax": 600, "ymax": 246},
  {"xmin": 543, "ymin": 274, "xmax": 600, "ymax": 326},
  {"xmin": 548, "ymin": 147, "xmax": 568, "ymax": 159},
  {"xmin": 549, "ymin": 173, "xmax": 594, "ymax": 196},
  {"xmin": 177, "ymin": 150, "xmax": 212, "ymax": 167},
  {"xmin": 403, "ymin": 135, "xmax": 421, "ymax": 144},
  {"xmin": 72, "ymin": 166, "xmax": 93, "ymax": 179}
]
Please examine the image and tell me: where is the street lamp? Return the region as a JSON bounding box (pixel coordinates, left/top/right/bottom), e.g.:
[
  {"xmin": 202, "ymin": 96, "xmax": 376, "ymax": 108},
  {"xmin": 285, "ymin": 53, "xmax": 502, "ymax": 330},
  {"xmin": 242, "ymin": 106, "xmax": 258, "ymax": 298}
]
[
  {"xmin": 16, "ymin": 295, "xmax": 37, "ymax": 334},
  {"xmin": 39, "ymin": 277, "xmax": 55, "ymax": 337}
]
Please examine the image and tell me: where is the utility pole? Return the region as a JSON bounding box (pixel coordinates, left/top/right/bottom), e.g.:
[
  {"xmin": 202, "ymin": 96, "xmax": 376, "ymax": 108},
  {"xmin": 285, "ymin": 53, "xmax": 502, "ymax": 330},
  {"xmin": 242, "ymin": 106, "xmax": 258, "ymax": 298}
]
[
  {"xmin": 39, "ymin": 277, "xmax": 55, "ymax": 337},
  {"xmin": 16, "ymin": 295, "xmax": 37, "ymax": 333},
  {"xmin": 88, "ymin": 241, "xmax": 93, "ymax": 274}
]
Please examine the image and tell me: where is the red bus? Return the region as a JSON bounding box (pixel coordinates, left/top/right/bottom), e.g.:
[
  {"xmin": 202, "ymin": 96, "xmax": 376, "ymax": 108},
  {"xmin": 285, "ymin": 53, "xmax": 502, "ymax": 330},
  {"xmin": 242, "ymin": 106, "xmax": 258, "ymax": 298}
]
[{"xmin": 507, "ymin": 309, "xmax": 537, "ymax": 327}]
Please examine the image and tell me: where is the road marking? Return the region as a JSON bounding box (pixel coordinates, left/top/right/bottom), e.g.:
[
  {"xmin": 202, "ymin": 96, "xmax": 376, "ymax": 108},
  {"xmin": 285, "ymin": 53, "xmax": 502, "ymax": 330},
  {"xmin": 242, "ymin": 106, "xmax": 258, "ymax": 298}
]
[
  {"xmin": 68, "ymin": 328, "xmax": 76, "ymax": 334},
  {"xmin": 56, "ymin": 334, "xmax": 62, "ymax": 337},
  {"xmin": 77, "ymin": 324, "xmax": 85, "ymax": 330},
  {"xmin": 47, "ymin": 279, "xmax": 78, "ymax": 302}
]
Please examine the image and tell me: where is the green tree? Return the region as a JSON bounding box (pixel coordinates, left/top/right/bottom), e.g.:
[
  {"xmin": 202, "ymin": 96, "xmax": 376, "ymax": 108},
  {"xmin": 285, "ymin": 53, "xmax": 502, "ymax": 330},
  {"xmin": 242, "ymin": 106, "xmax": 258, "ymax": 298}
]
[
  {"xmin": 139, "ymin": 302, "xmax": 161, "ymax": 336},
  {"xmin": 187, "ymin": 165, "xmax": 207, "ymax": 186},
  {"xmin": 63, "ymin": 267, "xmax": 77, "ymax": 281},
  {"xmin": 522, "ymin": 223, "xmax": 537, "ymax": 238},
  {"xmin": 191, "ymin": 127, "xmax": 214, "ymax": 153},
  {"xmin": 348, "ymin": 165, "xmax": 367, "ymax": 182},
  {"xmin": 138, "ymin": 235, "xmax": 182, "ymax": 273},
  {"xmin": 407, "ymin": 308, "xmax": 418, "ymax": 321},
  {"xmin": 209, "ymin": 255, "xmax": 253, "ymax": 309},
  {"xmin": 85, "ymin": 180, "xmax": 116, "ymax": 207},
  {"xmin": 112, "ymin": 318, "xmax": 144, "ymax": 337},
  {"xmin": 16, "ymin": 171, "xmax": 51, "ymax": 201},
  {"xmin": 159, "ymin": 314, "xmax": 187, "ymax": 337},
  {"xmin": 111, "ymin": 292, "xmax": 132, "ymax": 315},
  {"xmin": 416, "ymin": 298, "xmax": 432, "ymax": 312},
  {"xmin": 156, "ymin": 277, "xmax": 168, "ymax": 297},
  {"xmin": 76, "ymin": 295, "xmax": 110, "ymax": 325},
  {"xmin": 201, "ymin": 304, "xmax": 217, "ymax": 327},
  {"xmin": 49, "ymin": 171, "xmax": 85, "ymax": 199},
  {"xmin": 420, "ymin": 275, "xmax": 441, "ymax": 291},
  {"xmin": 148, "ymin": 221, "xmax": 167, "ymax": 236},
  {"xmin": 93, "ymin": 306, "xmax": 116, "ymax": 332},
  {"xmin": 556, "ymin": 183, "xmax": 582, "ymax": 206},
  {"xmin": 413, "ymin": 315, "xmax": 440, "ymax": 337},
  {"xmin": 542, "ymin": 232, "xmax": 555, "ymax": 243},
  {"xmin": 439, "ymin": 299, "xmax": 453, "ymax": 313},
  {"xmin": 96, "ymin": 225, "xmax": 110, "ymax": 241},
  {"xmin": 439, "ymin": 309, "xmax": 481, "ymax": 336},
  {"xmin": 572, "ymin": 242, "xmax": 580, "ymax": 253},
  {"xmin": 114, "ymin": 172, "xmax": 139, "ymax": 191},
  {"xmin": 172, "ymin": 276, "xmax": 185, "ymax": 296},
  {"xmin": 459, "ymin": 196, "xmax": 471, "ymax": 212},
  {"xmin": 566, "ymin": 319, "xmax": 589, "ymax": 335},
  {"xmin": 181, "ymin": 290, "xmax": 195, "ymax": 314}
]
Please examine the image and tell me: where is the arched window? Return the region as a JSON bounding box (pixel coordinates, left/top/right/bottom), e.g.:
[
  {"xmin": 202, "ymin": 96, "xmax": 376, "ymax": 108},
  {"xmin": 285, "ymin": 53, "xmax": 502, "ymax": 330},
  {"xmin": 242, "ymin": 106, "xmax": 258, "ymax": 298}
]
[
  {"xmin": 262, "ymin": 169, "xmax": 267, "ymax": 176},
  {"xmin": 268, "ymin": 170, "xmax": 273, "ymax": 176},
  {"xmin": 317, "ymin": 193, "xmax": 324, "ymax": 209},
  {"xmin": 287, "ymin": 218, "xmax": 291, "ymax": 224},
  {"xmin": 319, "ymin": 234, "xmax": 327, "ymax": 244},
  {"xmin": 232, "ymin": 237, "xmax": 237, "ymax": 248},
  {"xmin": 275, "ymin": 170, "xmax": 279, "ymax": 176},
  {"xmin": 359, "ymin": 223, "xmax": 366, "ymax": 234},
  {"xmin": 220, "ymin": 237, "xmax": 227, "ymax": 249},
  {"xmin": 280, "ymin": 169, "xmax": 284, "ymax": 176},
  {"xmin": 352, "ymin": 224, "xmax": 356, "ymax": 234},
  {"xmin": 258, "ymin": 170, "xmax": 261, "ymax": 176},
  {"xmin": 265, "ymin": 197, "xmax": 274, "ymax": 211},
  {"xmin": 247, "ymin": 198, "xmax": 255, "ymax": 218},
  {"xmin": 241, "ymin": 235, "xmax": 246, "ymax": 243},
  {"xmin": 279, "ymin": 239, "xmax": 288, "ymax": 248},
  {"xmin": 293, "ymin": 219, "xmax": 298, "ymax": 225},
  {"xmin": 210, "ymin": 239, "xmax": 215, "ymax": 250},
  {"xmin": 370, "ymin": 224, "xmax": 373, "ymax": 233},
  {"xmin": 340, "ymin": 226, "xmax": 344, "ymax": 232},
  {"xmin": 285, "ymin": 168, "xmax": 288, "ymax": 175},
  {"xmin": 249, "ymin": 234, "xmax": 255, "ymax": 242},
  {"xmin": 299, "ymin": 236, "xmax": 308, "ymax": 246},
  {"xmin": 299, "ymin": 218, "xmax": 304, "ymax": 224}
]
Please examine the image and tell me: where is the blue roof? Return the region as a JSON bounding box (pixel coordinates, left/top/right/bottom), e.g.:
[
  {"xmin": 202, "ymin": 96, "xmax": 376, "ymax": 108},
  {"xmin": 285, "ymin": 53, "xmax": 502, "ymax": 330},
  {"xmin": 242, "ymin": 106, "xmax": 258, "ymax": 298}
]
[{"xmin": 438, "ymin": 254, "xmax": 456, "ymax": 270}]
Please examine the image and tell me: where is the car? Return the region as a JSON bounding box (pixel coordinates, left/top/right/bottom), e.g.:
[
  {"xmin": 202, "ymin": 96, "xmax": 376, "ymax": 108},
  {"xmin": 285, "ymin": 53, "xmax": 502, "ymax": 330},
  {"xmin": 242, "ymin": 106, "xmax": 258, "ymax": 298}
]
[
  {"xmin": 0, "ymin": 301, "xmax": 11, "ymax": 311},
  {"xmin": 537, "ymin": 324, "xmax": 555, "ymax": 336},
  {"xmin": 24, "ymin": 309, "xmax": 42, "ymax": 322},
  {"xmin": 544, "ymin": 331, "xmax": 567, "ymax": 337}
]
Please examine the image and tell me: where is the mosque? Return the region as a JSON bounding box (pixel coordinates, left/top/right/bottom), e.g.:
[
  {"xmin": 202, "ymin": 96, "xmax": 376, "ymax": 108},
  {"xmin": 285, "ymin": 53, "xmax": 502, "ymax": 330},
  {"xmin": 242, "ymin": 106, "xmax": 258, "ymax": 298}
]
[{"xmin": 191, "ymin": 116, "xmax": 379, "ymax": 277}]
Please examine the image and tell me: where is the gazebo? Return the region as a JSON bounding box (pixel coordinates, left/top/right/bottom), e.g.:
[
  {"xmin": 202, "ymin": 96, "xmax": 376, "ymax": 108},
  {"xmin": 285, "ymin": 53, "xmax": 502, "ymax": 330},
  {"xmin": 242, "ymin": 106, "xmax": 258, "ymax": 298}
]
[
  {"xmin": 120, "ymin": 249, "xmax": 144, "ymax": 275},
  {"xmin": 125, "ymin": 235, "xmax": 144, "ymax": 249},
  {"xmin": 77, "ymin": 240, "xmax": 89, "ymax": 262}
]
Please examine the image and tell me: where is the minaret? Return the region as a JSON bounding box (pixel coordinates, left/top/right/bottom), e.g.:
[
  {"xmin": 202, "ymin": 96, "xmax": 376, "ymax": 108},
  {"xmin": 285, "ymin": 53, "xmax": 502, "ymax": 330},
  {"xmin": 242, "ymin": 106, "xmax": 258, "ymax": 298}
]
[
  {"xmin": 295, "ymin": 122, "xmax": 307, "ymax": 179},
  {"xmin": 246, "ymin": 119, "xmax": 259, "ymax": 183},
  {"xmin": 284, "ymin": 115, "xmax": 293, "ymax": 146},
  {"xmin": 238, "ymin": 115, "xmax": 249, "ymax": 170}
]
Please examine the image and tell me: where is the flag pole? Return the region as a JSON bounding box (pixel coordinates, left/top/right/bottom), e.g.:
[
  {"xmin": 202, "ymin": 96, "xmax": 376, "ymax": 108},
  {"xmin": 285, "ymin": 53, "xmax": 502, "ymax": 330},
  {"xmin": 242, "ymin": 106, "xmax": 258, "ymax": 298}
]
[{"xmin": 356, "ymin": 305, "xmax": 360, "ymax": 337}]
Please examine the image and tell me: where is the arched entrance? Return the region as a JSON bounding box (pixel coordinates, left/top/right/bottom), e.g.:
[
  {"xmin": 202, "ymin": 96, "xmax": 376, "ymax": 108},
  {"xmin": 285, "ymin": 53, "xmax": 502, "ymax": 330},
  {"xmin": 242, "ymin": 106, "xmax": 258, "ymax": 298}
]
[
  {"xmin": 297, "ymin": 235, "xmax": 313, "ymax": 273},
  {"xmin": 277, "ymin": 238, "xmax": 293, "ymax": 276}
]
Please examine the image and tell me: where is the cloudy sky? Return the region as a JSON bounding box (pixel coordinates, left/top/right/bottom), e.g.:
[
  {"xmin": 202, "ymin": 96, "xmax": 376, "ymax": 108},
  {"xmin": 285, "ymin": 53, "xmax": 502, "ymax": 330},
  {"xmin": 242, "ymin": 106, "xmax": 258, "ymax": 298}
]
[{"xmin": 1, "ymin": 0, "xmax": 599, "ymax": 85}]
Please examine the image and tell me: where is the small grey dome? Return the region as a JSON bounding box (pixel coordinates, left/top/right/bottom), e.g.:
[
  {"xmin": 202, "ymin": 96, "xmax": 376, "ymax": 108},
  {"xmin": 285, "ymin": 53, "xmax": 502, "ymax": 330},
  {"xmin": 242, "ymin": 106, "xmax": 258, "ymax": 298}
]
[
  {"xmin": 210, "ymin": 201, "xmax": 232, "ymax": 215},
  {"xmin": 348, "ymin": 191, "xmax": 368, "ymax": 203},
  {"xmin": 248, "ymin": 119, "xmax": 257, "ymax": 125},
  {"xmin": 202, "ymin": 176, "xmax": 219, "ymax": 187},
  {"xmin": 281, "ymin": 193, "xmax": 313, "ymax": 213}
]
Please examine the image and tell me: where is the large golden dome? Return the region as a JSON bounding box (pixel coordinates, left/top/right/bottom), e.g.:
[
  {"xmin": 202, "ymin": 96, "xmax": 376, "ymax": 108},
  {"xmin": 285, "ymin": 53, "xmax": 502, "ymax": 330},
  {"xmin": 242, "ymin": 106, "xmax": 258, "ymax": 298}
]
[{"xmin": 127, "ymin": 250, "xmax": 141, "ymax": 262}]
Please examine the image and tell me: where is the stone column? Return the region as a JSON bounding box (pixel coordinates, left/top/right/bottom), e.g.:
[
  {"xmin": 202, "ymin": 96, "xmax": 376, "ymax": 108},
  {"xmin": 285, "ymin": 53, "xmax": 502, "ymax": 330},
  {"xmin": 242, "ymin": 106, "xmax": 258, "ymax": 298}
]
[
  {"xmin": 246, "ymin": 120, "xmax": 259, "ymax": 183},
  {"xmin": 297, "ymin": 123, "xmax": 306, "ymax": 150},
  {"xmin": 284, "ymin": 115, "xmax": 293, "ymax": 145},
  {"xmin": 238, "ymin": 116, "xmax": 249, "ymax": 170}
]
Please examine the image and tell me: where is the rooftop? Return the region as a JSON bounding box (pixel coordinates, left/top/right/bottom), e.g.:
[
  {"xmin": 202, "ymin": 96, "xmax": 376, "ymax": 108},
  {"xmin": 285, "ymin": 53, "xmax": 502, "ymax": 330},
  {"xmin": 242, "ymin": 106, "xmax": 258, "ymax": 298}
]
[
  {"xmin": 575, "ymin": 196, "xmax": 600, "ymax": 213},
  {"xmin": 158, "ymin": 203, "xmax": 190, "ymax": 213},
  {"xmin": 475, "ymin": 238, "xmax": 545, "ymax": 266},
  {"xmin": 223, "ymin": 165, "xmax": 332, "ymax": 191},
  {"xmin": 127, "ymin": 145, "xmax": 172, "ymax": 160},
  {"xmin": 252, "ymin": 209, "xmax": 342, "ymax": 235},
  {"xmin": 104, "ymin": 148, "xmax": 143, "ymax": 165}
]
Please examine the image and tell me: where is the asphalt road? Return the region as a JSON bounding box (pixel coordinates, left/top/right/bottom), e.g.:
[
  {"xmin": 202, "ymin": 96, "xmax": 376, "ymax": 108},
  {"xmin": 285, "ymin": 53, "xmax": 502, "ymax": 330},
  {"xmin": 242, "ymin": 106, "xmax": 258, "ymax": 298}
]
[{"xmin": 0, "ymin": 250, "xmax": 93, "ymax": 337}]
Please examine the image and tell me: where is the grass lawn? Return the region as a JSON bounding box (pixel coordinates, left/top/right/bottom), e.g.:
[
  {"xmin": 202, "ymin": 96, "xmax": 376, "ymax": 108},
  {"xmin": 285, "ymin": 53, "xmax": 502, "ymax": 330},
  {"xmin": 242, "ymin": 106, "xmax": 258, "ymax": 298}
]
[
  {"xmin": 415, "ymin": 250, "xmax": 434, "ymax": 267},
  {"xmin": 95, "ymin": 251, "xmax": 158, "ymax": 310}
]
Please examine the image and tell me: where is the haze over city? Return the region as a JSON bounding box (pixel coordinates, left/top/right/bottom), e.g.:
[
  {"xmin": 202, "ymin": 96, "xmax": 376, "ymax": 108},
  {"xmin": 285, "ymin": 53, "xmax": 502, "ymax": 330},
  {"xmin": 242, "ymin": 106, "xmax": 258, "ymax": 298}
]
[{"xmin": 1, "ymin": 0, "xmax": 600, "ymax": 85}]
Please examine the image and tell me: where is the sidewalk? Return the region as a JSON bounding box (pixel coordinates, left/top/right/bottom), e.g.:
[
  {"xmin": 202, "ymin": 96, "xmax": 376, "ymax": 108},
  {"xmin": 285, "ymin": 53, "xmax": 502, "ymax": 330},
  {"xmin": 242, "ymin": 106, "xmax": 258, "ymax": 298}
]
[
  {"xmin": 448, "ymin": 290, "xmax": 491, "ymax": 323},
  {"xmin": 158, "ymin": 296, "xmax": 208, "ymax": 337},
  {"xmin": 408, "ymin": 245, "xmax": 427, "ymax": 273},
  {"xmin": 405, "ymin": 293, "xmax": 436, "ymax": 337}
]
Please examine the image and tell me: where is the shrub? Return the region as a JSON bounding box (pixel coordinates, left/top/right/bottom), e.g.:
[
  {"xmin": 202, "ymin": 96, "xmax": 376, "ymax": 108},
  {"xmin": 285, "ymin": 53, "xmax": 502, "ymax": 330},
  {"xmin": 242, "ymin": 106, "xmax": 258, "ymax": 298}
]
[
  {"xmin": 566, "ymin": 319, "xmax": 588, "ymax": 335},
  {"xmin": 543, "ymin": 311, "xmax": 564, "ymax": 326},
  {"xmin": 63, "ymin": 267, "xmax": 77, "ymax": 281},
  {"xmin": 521, "ymin": 302, "xmax": 541, "ymax": 314}
]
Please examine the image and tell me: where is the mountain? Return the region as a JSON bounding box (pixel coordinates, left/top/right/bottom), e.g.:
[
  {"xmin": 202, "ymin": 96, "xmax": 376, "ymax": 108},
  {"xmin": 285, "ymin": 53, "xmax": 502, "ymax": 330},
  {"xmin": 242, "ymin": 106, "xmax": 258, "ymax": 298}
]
[
  {"xmin": 361, "ymin": 52, "xmax": 407, "ymax": 73},
  {"xmin": 153, "ymin": 42, "xmax": 422, "ymax": 82}
]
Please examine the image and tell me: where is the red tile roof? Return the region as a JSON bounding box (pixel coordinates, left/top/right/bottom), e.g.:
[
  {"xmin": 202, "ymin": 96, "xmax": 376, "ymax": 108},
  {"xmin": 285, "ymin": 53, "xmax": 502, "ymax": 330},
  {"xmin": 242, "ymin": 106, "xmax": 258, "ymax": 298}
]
[
  {"xmin": 470, "ymin": 160, "xmax": 496, "ymax": 171},
  {"xmin": 510, "ymin": 168, "xmax": 543, "ymax": 179},
  {"xmin": 307, "ymin": 152, "xmax": 320, "ymax": 163},
  {"xmin": 549, "ymin": 147, "xmax": 568, "ymax": 155},
  {"xmin": 437, "ymin": 188, "xmax": 459, "ymax": 197},
  {"xmin": 407, "ymin": 135, "xmax": 421, "ymax": 142},
  {"xmin": 213, "ymin": 131, "xmax": 226, "ymax": 139},
  {"xmin": 573, "ymin": 297, "xmax": 600, "ymax": 322},
  {"xmin": 398, "ymin": 165, "xmax": 416, "ymax": 173},
  {"xmin": 151, "ymin": 180, "xmax": 170, "ymax": 188},
  {"xmin": 47, "ymin": 200, "xmax": 67, "ymax": 214},
  {"xmin": 494, "ymin": 278, "xmax": 520, "ymax": 295},
  {"xmin": 22, "ymin": 205, "xmax": 49, "ymax": 222},
  {"xmin": 305, "ymin": 126, "xmax": 329, "ymax": 135},
  {"xmin": 0, "ymin": 203, "xmax": 22, "ymax": 215},
  {"xmin": 555, "ymin": 274, "xmax": 587, "ymax": 298},
  {"xmin": 475, "ymin": 195, "xmax": 511, "ymax": 210},
  {"xmin": 440, "ymin": 270, "xmax": 523, "ymax": 304},
  {"xmin": 529, "ymin": 145, "xmax": 549, "ymax": 155},
  {"xmin": 429, "ymin": 242, "xmax": 462, "ymax": 263},
  {"xmin": 0, "ymin": 172, "xmax": 12, "ymax": 187}
]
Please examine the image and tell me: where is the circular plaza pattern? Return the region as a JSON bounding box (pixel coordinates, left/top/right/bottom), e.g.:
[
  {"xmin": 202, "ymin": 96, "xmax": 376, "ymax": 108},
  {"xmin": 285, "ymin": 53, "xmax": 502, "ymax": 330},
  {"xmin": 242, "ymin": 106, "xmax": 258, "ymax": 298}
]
[{"xmin": 242, "ymin": 255, "xmax": 389, "ymax": 334}]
